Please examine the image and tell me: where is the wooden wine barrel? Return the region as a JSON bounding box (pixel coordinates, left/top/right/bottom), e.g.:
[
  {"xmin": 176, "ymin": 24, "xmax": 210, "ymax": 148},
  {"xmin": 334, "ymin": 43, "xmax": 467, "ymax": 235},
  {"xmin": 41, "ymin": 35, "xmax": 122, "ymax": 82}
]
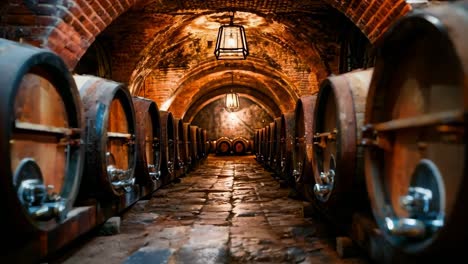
[
  {"xmin": 362, "ymin": 3, "xmax": 468, "ymax": 259},
  {"xmin": 267, "ymin": 121, "xmax": 277, "ymax": 170},
  {"xmin": 263, "ymin": 125, "xmax": 271, "ymax": 168},
  {"xmin": 292, "ymin": 95, "xmax": 317, "ymax": 200},
  {"xmin": 195, "ymin": 127, "xmax": 203, "ymax": 161},
  {"xmin": 249, "ymin": 139, "xmax": 254, "ymax": 154},
  {"xmin": 209, "ymin": 139, "xmax": 217, "ymax": 154},
  {"xmin": 182, "ymin": 122, "xmax": 193, "ymax": 171},
  {"xmin": 216, "ymin": 136, "xmax": 232, "ymax": 155},
  {"xmin": 132, "ymin": 96, "xmax": 162, "ymax": 190},
  {"xmin": 201, "ymin": 128, "xmax": 208, "ymax": 158},
  {"xmin": 279, "ymin": 112, "xmax": 295, "ymax": 181},
  {"xmin": 254, "ymin": 129, "xmax": 260, "ymax": 160},
  {"xmin": 176, "ymin": 119, "xmax": 189, "ymax": 175},
  {"xmin": 173, "ymin": 118, "xmax": 185, "ymax": 178},
  {"xmin": 273, "ymin": 117, "xmax": 282, "ymax": 174},
  {"xmin": 311, "ymin": 68, "xmax": 373, "ymax": 223},
  {"xmin": 75, "ymin": 75, "xmax": 137, "ymax": 201},
  {"xmin": 159, "ymin": 111, "xmax": 176, "ymax": 184},
  {"xmin": 232, "ymin": 136, "xmax": 250, "ymax": 155},
  {"xmin": 0, "ymin": 39, "xmax": 85, "ymax": 239},
  {"xmin": 259, "ymin": 127, "xmax": 266, "ymax": 163},
  {"xmin": 190, "ymin": 125, "xmax": 200, "ymax": 166},
  {"xmin": 205, "ymin": 130, "xmax": 211, "ymax": 156}
]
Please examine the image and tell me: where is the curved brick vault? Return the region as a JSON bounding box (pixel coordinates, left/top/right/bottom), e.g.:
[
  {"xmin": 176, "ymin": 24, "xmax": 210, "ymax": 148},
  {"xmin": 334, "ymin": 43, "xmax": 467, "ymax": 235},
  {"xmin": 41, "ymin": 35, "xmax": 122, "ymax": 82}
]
[{"xmin": 0, "ymin": 0, "xmax": 411, "ymax": 118}]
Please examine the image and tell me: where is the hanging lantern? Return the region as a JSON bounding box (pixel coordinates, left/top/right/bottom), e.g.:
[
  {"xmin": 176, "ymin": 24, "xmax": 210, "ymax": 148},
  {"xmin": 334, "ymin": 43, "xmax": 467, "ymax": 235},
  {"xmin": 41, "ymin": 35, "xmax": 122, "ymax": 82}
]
[
  {"xmin": 225, "ymin": 72, "xmax": 240, "ymax": 112},
  {"xmin": 225, "ymin": 90, "xmax": 240, "ymax": 112},
  {"xmin": 214, "ymin": 11, "xmax": 249, "ymax": 60}
]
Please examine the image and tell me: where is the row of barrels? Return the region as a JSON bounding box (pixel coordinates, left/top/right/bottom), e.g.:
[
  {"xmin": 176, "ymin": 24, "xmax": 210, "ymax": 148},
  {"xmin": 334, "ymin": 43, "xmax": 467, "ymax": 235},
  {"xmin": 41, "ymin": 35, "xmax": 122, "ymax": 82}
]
[
  {"xmin": 214, "ymin": 136, "xmax": 252, "ymax": 155},
  {"xmin": 255, "ymin": 2, "xmax": 467, "ymax": 262},
  {"xmin": 0, "ymin": 38, "xmax": 209, "ymax": 260}
]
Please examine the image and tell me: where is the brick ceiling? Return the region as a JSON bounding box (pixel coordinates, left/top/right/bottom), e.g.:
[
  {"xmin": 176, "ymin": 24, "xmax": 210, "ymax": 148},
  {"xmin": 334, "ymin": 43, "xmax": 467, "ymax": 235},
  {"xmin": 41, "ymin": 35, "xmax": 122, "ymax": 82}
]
[{"xmin": 0, "ymin": 0, "xmax": 411, "ymax": 120}]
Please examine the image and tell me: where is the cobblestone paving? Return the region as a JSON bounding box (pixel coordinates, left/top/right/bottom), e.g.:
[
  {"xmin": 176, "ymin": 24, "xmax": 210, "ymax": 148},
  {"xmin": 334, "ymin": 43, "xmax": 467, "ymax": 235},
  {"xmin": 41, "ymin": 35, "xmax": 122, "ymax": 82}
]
[{"xmin": 58, "ymin": 155, "xmax": 370, "ymax": 264}]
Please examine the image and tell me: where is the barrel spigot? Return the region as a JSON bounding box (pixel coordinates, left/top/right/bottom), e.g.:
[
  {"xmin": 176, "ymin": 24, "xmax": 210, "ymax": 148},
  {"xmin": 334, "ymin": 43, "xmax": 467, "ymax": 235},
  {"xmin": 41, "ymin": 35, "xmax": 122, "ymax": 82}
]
[
  {"xmin": 148, "ymin": 164, "xmax": 161, "ymax": 181},
  {"xmin": 108, "ymin": 165, "xmax": 134, "ymax": 192},
  {"xmin": 167, "ymin": 160, "xmax": 174, "ymax": 174},
  {"xmin": 384, "ymin": 159, "xmax": 444, "ymax": 239},
  {"xmin": 19, "ymin": 180, "xmax": 68, "ymax": 222},
  {"xmin": 18, "ymin": 179, "xmax": 47, "ymax": 207},
  {"xmin": 313, "ymin": 170, "xmax": 335, "ymax": 198},
  {"xmin": 292, "ymin": 162, "xmax": 302, "ymax": 181},
  {"xmin": 400, "ymin": 187, "xmax": 432, "ymax": 216}
]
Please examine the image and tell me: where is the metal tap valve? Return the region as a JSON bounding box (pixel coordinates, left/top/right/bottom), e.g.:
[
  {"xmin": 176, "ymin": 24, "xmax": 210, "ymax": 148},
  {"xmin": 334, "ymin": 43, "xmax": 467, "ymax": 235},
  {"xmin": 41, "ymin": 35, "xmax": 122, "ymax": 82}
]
[
  {"xmin": 400, "ymin": 187, "xmax": 432, "ymax": 217},
  {"xmin": 18, "ymin": 179, "xmax": 47, "ymax": 207},
  {"xmin": 148, "ymin": 164, "xmax": 161, "ymax": 180},
  {"xmin": 292, "ymin": 162, "xmax": 302, "ymax": 179},
  {"xmin": 108, "ymin": 165, "xmax": 134, "ymax": 192},
  {"xmin": 313, "ymin": 170, "xmax": 335, "ymax": 198}
]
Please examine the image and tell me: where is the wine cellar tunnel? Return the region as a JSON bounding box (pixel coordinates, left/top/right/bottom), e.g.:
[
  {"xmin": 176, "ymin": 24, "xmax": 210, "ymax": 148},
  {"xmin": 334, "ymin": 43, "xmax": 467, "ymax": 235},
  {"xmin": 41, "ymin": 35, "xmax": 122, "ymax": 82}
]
[{"xmin": 0, "ymin": 0, "xmax": 466, "ymax": 263}]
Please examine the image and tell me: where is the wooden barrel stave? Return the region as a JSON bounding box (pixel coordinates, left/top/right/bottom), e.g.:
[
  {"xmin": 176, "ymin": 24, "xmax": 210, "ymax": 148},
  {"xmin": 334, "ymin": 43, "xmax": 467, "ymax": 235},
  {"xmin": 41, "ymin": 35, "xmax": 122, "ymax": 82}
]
[
  {"xmin": 363, "ymin": 2, "xmax": 468, "ymax": 259},
  {"xmin": 132, "ymin": 96, "xmax": 162, "ymax": 190}
]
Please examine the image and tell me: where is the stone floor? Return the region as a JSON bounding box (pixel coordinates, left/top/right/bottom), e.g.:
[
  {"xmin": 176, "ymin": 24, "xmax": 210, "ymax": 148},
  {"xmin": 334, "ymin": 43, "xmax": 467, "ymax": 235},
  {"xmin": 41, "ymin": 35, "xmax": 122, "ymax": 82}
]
[{"xmin": 52, "ymin": 155, "xmax": 370, "ymax": 264}]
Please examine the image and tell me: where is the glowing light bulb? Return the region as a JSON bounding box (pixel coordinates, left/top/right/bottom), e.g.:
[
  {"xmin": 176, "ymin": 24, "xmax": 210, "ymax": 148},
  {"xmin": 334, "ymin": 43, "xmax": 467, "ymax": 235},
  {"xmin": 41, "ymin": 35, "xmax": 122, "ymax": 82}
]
[{"xmin": 227, "ymin": 33, "xmax": 236, "ymax": 48}]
